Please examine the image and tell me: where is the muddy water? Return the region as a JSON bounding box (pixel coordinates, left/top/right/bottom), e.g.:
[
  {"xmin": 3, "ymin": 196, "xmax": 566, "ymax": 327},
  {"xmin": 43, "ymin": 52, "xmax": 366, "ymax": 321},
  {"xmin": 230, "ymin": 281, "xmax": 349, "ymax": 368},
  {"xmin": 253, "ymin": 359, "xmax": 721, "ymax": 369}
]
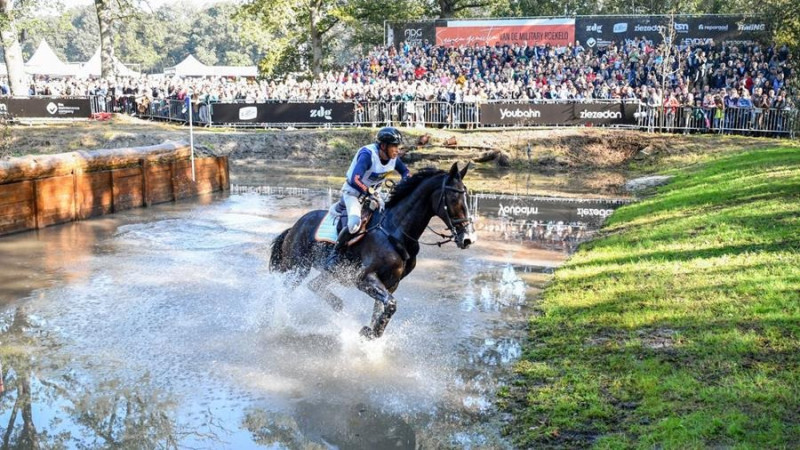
[{"xmin": 0, "ymin": 166, "xmax": 624, "ymax": 449}]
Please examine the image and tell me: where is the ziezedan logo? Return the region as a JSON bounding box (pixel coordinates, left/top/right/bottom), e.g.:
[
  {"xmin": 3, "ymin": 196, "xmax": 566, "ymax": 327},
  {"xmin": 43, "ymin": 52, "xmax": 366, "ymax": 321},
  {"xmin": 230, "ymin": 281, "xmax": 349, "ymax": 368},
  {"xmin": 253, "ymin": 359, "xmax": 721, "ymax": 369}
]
[
  {"xmin": 634, "ymin": 24, "xmax": 662, "ymax": 32},
  {"xmin": 579, "ymin": 110, "xmax": 622, "ymax": 119},
  {"xmin": 500, "ymin": 108, "xmax": 541, "ymax": 120},
  {"xmin": 576, "ymin": 208, "xmax": 615, "ymax": 217},
  {"xmin": 310, "ymin": 106, "xmax": 333, "ymax": 120},
  {"xmin": 239, "ymin": 106, "xmax": 257, "ymax": 120}
]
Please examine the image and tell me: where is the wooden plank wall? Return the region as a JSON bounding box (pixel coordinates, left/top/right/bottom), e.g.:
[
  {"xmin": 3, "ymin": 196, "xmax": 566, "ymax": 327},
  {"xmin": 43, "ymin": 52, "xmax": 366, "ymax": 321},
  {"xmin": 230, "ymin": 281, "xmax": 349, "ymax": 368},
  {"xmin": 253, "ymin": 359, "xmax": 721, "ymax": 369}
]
[{"xmin": 0, "ymin": 155, "xmax": 230, "ymax": 237}]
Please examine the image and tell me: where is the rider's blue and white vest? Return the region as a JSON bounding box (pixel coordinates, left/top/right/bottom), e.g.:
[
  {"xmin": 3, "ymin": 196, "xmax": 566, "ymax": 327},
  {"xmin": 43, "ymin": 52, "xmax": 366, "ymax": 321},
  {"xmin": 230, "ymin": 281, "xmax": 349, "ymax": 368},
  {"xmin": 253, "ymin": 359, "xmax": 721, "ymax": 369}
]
[{"xmin": 342, "ymin": 143, "xmax": 398, "ymax": 195}]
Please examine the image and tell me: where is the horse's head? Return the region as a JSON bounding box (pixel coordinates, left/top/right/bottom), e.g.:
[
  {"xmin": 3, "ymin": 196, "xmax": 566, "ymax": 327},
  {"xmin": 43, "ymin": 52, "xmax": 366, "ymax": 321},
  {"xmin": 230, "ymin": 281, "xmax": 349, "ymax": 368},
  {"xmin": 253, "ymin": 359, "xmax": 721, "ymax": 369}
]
[{"xmin": 436, "ymin": 162, "xmax": 477, "ymax": 249}]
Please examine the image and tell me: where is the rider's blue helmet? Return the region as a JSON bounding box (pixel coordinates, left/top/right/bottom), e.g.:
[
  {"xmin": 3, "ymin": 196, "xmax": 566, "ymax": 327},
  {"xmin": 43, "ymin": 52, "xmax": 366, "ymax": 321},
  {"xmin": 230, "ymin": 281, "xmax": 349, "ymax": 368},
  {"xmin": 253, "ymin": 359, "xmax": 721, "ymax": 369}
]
[{"xmin": 376, "ymin": 127, "xmax": 403, "ymax": 145}]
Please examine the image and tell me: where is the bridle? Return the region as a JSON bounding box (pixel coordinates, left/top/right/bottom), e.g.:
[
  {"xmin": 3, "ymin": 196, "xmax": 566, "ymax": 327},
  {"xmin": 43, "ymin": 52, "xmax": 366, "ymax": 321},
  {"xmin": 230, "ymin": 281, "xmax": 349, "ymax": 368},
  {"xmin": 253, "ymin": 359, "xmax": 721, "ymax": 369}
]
[{"xmin": 403, "ymin": 175, "xmax": 474, "ymax": 247}]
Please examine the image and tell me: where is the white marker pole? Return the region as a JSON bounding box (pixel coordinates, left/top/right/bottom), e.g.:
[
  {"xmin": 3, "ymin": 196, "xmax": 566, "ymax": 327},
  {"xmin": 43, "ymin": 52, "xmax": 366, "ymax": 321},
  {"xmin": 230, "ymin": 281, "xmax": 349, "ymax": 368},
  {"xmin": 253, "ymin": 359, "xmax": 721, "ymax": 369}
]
[{"xmin": 188, "ymin": 92, "xmax": 195, "ymax": 182}]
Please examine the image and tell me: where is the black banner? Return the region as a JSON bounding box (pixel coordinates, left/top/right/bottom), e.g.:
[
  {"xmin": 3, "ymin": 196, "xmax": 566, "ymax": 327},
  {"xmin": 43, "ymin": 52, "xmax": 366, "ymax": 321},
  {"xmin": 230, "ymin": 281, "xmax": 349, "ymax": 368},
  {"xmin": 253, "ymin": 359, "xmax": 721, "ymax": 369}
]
[
  {"xmin": 480, "ymin": 102, "xmax": 636, "ymax": 126},
  {"xmin": 575, "ymin": 15, "xmax": 769, "ymax": 49},
  {"xmin": 0, "ymin": 98, "xmax": 92, "ymax": 118},
  {"xmin": 210, "ymin": 103, "xmax": 355, "ymax": 124},
  {"xmin": 386, "ymin": 21, "xmax": 437, "ymax": 48},
  {"xmin": 473, "ymin": 193, "xmax": 631, "ymax": 227}
]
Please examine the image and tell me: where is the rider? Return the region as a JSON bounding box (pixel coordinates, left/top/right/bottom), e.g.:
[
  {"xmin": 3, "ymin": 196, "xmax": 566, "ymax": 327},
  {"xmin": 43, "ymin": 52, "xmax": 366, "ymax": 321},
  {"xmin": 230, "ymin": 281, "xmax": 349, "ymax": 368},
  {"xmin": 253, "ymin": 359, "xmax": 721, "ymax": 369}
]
[{"xmin": 325, "ymin": 126, "xmax": 410, "ymax": 270}]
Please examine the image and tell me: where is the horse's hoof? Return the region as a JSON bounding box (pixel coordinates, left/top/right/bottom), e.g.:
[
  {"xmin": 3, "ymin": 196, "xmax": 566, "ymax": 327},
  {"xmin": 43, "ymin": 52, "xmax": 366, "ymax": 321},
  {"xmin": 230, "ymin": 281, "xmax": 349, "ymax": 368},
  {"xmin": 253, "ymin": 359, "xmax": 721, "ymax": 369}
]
[{"xmin": 359, "ymin": 326, "xmax": 375, "ymax": 340}]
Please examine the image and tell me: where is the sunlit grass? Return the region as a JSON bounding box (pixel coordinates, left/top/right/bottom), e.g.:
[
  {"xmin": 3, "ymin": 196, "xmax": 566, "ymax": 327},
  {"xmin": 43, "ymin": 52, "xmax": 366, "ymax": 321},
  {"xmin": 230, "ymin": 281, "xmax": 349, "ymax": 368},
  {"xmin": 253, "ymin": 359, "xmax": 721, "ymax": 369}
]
[{"xmin": 507, "ymin": 146, "xmax": 800, "ymax": 448}]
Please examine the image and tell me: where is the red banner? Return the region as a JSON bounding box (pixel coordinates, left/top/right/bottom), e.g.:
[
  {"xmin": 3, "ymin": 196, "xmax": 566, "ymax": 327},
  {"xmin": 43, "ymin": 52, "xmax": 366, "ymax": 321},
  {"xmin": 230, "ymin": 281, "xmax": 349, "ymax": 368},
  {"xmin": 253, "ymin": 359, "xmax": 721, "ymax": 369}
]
[{"xmin": 436, "ymin": 20, "xmax": 575, "ymax": 47}]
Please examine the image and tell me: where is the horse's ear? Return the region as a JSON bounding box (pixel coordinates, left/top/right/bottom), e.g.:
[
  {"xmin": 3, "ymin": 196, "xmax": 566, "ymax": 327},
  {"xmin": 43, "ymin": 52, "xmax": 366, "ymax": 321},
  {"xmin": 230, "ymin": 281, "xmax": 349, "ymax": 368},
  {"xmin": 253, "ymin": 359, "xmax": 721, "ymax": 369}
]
[
  {"xmin": 449, "ymin": 162, "xmax": 460, "ymax": 180},
  {"xmin": 459, "ymin": 162, "xmax": 470, "ymax": 179}
]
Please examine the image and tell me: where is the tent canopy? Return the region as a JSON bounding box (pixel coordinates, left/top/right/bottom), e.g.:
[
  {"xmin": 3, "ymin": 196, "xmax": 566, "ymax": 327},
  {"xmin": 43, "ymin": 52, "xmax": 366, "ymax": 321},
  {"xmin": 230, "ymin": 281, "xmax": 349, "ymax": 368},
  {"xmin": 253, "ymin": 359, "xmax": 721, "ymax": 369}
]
[
  {"xmin": 25, "ymin": 40, "xmax": 75, "ymax": 76},
  {"xmin": 76, "ymin": 48, "xmax": 140, "ymax": 78},
  {"xmin": 164, "ymin": 54, "xmax": 257, "ymax": 77}
]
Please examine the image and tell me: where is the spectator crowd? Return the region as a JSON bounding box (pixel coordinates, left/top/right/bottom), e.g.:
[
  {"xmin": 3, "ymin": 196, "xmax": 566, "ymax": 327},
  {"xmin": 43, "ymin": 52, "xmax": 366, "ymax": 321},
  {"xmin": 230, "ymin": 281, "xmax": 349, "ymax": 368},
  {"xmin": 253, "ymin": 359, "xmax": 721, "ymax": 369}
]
[{"xmin": 2, "ymin": 37, "xmax": 796, "ymax": 132}]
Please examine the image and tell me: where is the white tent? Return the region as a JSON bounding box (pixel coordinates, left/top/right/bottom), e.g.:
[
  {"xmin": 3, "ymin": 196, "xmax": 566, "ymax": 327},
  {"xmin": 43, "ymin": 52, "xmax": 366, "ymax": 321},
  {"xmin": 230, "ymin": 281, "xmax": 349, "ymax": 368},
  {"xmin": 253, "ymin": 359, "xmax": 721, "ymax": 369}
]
[
  {"xmin": 164, "ymin": 54, "xmax": 257, "ymax": 77},
  {"xmin": 25, "ymin": 40, "xmax": 75, "ymax": 76},
  {"xmin": 76, "ymin": 48, "xmax": 141, "ymax": 78}
]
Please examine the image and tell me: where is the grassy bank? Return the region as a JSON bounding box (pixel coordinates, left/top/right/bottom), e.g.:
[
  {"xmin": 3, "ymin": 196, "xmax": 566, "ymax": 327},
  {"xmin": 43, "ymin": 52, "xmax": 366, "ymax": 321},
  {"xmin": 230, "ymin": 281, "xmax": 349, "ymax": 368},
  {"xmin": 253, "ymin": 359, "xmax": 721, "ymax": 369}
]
[{"xmin": 505, "ymin": 145, "xmax": 800, "ymax": 448}]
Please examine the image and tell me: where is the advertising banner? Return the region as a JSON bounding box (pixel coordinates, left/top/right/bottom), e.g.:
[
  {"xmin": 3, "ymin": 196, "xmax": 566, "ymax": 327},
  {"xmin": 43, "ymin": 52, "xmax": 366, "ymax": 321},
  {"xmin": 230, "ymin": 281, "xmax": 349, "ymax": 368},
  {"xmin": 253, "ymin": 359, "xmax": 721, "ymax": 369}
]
[
  {"xmin": 386, "ymin": 21, "xmax": 437, "ymax": 48},
  {"xmin": 473, "ymin": 193, "xmax": 631, "ymax": 226},
  {"xmin": 0, "ymin": 98, "xmax": 92, "ymax": 118},
  {"xmin": 479, "ymin": 102, "xmax": 636, "ymax": 126},
  {"xmin": 210, "ymin": 103, "xmax": 355, "ymax": 124},
  {"xmin": 575, "ymin": 15, "xmax": 769, "ymax": 49},
  {"xmin": 435, "ymin": 18, "xmax": 575, "ymax": 47}
]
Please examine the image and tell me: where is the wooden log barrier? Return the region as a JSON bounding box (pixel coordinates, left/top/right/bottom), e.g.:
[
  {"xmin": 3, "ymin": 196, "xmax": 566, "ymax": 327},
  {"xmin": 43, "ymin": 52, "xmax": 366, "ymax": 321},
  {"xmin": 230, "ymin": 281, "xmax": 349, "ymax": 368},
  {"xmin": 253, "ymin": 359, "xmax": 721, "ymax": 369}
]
[{"xmin": 0, "ymin": 141, "xmax": 230, "ymax": 237}]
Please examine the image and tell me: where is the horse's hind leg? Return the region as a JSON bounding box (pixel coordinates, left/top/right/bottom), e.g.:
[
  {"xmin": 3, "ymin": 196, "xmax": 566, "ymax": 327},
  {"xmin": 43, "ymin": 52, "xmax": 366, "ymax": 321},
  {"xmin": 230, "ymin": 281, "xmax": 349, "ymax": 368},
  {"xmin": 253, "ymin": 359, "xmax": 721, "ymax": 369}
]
[
  {"xmin": 308, "ymin": 273, "xmax": 344, "ymax": 312},
  {"xmin": 357, "ymin": 273, "xmax": 396, "ymax": 339}
]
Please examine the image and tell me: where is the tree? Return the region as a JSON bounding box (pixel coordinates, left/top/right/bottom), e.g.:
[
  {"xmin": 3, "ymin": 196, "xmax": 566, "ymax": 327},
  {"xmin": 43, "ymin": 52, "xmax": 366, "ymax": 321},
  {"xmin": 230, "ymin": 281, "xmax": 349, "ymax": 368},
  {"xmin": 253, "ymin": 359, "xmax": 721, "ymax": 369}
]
[
  {"xmin": 0, "ymin": 0, "xmax": 29, "ymax": 95},
  {"xmin": 239, "ymin": 0, "xmax": 344, "ymax": 76},
  {"xmin": 93, "ymin": 0, "xmax": 147, "ymax": 78}
]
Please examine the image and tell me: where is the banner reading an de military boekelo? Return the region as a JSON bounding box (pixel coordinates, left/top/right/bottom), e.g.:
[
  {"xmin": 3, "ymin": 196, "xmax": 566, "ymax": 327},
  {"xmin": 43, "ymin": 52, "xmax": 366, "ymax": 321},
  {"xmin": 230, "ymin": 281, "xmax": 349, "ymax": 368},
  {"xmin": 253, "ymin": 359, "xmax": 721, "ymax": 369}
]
[
  {"xmin": 386, "ymin": 21, "xmax": 437, "ymax": 48},
  {"xmin": 0, "ymin": 98, "xmax": 92, "ymax": 118},
  {"xmin": 210, "ymin": 103, "xmax": 355, "ymax": 125},
  {"xmin": 479, "ymin": 102, "xmax": 636, "ymax": 126},
  {"xmin": 575, "ymin": 15, "xmax": 769, "ymax": 49}
]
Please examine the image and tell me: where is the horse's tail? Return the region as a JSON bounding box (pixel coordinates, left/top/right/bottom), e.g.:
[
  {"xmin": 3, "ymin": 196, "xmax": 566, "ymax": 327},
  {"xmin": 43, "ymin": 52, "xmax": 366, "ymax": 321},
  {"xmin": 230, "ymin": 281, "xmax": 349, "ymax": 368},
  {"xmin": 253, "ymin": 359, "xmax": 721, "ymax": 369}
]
[{"xmin": 269, "ymin": 228, "xmax": 290, "ymax": 272}]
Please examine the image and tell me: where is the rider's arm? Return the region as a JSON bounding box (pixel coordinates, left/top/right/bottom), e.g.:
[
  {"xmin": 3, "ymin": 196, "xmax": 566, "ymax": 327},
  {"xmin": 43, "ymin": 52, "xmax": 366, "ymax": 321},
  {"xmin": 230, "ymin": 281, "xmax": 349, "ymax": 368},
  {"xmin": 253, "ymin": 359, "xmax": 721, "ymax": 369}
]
[
  {"xmin": 395, "ymin": 158, "xmax": 410, "ymax": 180},
  {"xmin": 347, "ymin": 150, "xmax": 373, "ymax": 195}
]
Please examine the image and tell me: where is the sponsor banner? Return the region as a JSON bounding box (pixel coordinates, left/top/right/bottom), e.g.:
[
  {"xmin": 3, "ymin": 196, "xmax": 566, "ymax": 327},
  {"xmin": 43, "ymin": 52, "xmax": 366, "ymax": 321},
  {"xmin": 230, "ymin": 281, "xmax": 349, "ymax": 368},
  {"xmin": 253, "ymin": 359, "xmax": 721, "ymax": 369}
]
[
  {"xmin": 480, "ymin": 102, "xmax": 636, "ymax": 126},
  {"xmin": 436, "ymin": 18, "xmax": 574, "ymax": 47},
  {"xmin": 473, "ymin": 193, "xmax": 631, "ymax": 226},
  {"xmin": 575, "ymin": 15, "xmax": 768, "ymax": 48},
  {"xmin": 210, "ymin": 103, "xmax": 355, "ymax": 124},
  {"xmin": 387, "ymin": 21, "xmax": 437, "ymax": 48},
  {"xmin": 0, "ymin": 97, "xmax": 92, "ymax": 118}
]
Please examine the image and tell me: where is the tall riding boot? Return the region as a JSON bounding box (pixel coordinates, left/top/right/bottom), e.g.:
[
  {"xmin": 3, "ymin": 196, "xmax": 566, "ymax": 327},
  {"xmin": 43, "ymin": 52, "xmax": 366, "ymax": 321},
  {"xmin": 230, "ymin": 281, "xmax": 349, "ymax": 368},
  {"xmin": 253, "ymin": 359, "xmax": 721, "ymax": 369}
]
[{"xmin": 325, "ymin": 228, "xmax": 352, "ymax": 272}]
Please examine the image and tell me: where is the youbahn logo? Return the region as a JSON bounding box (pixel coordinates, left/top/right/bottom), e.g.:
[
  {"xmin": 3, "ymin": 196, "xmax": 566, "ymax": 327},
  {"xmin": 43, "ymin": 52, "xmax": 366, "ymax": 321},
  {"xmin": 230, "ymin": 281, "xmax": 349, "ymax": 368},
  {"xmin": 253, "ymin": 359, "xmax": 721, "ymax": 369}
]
[
  {"xmin": 499, "ymin": 203, "xmax": 539, "ymax": 217},
  {"xmin": 500, "ymin": 108, "xmax": 541, "ymax": 120},
  {"xmin": 310, "ymin": 106, "xmax": 333, "ymax": 120},
  {"xmin": 579, "ymin": 110, "xmax": 622, "ymax": 120}
]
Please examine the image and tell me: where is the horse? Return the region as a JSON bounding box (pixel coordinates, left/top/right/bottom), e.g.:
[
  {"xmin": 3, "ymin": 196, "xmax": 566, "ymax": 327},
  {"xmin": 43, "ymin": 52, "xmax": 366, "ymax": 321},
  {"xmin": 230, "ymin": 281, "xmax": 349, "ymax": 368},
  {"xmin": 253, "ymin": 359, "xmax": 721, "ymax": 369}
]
[{"xmin": 269, "ymin": 162, "xmax": 477, "ymax": 339}]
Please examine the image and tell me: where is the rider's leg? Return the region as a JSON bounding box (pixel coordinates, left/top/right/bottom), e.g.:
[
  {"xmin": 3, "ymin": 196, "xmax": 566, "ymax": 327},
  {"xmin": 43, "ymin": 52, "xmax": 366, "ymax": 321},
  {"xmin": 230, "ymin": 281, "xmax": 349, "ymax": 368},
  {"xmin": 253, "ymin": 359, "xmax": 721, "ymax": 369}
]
[{"xmin": 324, "ymin": 193, "xmax": 362, "ymax": 271}]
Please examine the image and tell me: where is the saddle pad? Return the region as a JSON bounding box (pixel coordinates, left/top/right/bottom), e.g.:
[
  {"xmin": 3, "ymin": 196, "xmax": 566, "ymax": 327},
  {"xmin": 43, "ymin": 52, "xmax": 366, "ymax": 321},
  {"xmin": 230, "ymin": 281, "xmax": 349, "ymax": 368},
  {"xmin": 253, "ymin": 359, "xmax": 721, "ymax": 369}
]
[{"xmin": 314, "ymin": 210, "xmax": 340, "ymax": 243}]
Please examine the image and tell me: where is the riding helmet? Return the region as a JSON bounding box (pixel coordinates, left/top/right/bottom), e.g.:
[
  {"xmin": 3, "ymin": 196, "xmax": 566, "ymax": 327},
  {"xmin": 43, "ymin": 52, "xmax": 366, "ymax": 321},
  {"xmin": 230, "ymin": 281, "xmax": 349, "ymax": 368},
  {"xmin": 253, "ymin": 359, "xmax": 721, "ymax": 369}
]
[{"xmin": 376, "ymin": 127, "xmax": 403, "ymax": 145}]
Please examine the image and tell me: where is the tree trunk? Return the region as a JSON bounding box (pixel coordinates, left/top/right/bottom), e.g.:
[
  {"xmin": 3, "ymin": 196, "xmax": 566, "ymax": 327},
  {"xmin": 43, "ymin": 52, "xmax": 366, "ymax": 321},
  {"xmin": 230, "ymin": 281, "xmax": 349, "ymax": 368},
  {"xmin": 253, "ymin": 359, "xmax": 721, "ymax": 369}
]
[
  {"xmin": 94, "ymin": 0, "xmax": 116, "ymax": 78},
  {"xmin": 309, "ymin": 1, "xmax": 322, "ymax": 75},
  {"xmin": 0, "ymin": 0, "xmax": 28, "ymax": 96},
  {"xmin": 438, "ymin": 0, "xmax": 454, "ymax": 18}
]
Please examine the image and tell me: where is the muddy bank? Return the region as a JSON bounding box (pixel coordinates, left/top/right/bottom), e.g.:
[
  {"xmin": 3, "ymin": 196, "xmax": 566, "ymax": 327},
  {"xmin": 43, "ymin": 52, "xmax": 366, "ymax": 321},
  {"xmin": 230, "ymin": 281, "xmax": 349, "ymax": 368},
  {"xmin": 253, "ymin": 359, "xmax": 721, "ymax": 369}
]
[{"xmin": 2, "ymin": 117, "xmax": 782, "ymax": 195}]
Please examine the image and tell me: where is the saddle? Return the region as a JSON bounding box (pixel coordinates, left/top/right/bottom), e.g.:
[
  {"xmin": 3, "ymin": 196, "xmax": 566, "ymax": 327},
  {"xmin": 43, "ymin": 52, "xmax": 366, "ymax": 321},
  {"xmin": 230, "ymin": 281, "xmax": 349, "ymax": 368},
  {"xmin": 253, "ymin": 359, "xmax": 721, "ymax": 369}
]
[{"xmin": 314, "ymin": 199, "xmax": 374, "ymax": 246}]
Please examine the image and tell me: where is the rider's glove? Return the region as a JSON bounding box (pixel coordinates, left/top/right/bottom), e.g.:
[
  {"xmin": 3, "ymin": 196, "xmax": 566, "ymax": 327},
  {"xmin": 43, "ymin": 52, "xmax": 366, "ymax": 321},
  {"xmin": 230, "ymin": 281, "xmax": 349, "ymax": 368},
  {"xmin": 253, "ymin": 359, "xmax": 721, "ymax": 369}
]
[{"xmin": 369, "ymin": 194, "xmax": 385, "ymax": 212}]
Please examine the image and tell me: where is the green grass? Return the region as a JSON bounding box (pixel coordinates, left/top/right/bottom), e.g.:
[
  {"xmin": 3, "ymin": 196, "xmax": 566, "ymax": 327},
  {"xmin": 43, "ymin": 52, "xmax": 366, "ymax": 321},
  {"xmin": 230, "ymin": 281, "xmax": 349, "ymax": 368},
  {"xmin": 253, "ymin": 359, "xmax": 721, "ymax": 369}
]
[{"xmin": 507, "ymin": 146, "xmax": 800, "ymax": 448}]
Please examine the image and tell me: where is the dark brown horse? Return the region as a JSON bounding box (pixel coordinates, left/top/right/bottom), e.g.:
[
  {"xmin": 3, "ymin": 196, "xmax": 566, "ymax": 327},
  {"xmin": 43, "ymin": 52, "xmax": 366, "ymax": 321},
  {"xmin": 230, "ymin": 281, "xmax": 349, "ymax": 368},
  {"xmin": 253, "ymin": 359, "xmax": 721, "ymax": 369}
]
[{"xmin": 269, "ymin": 162, "xmax": 476, "ymax": 339}]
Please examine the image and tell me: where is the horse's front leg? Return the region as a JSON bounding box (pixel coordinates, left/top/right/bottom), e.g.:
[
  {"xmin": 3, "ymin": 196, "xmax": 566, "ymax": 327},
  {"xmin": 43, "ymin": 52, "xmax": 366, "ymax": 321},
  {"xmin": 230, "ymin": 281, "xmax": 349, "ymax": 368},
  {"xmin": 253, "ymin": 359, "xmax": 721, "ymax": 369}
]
[
  {"xmin": 357, "ymin": 272, "xmax": 396, "ymax": 339},
  {"xmin": 308, "ymin": 272, "xmax": 344, "ymax": 312}
]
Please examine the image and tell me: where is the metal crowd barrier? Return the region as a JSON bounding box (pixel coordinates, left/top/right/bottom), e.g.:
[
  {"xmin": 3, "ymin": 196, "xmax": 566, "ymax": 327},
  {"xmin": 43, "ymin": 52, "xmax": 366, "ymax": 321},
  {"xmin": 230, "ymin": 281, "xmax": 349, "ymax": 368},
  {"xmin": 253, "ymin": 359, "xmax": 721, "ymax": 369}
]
[
  {"xmin": 80, "ymin": 95, "xmax": 800, "ymax": 138},
  {"xmin": 637, "ymin": 105, "xmax": 797, "ymax": 137}
]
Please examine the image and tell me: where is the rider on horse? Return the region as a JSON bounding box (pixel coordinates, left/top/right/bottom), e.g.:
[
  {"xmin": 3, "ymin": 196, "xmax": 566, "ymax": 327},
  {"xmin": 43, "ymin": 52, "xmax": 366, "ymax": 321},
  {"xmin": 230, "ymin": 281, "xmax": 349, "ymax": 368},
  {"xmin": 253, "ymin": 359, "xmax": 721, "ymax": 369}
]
[{"xmin": 325, "ymin": 126, "xmax": 410, "ymax": 271}]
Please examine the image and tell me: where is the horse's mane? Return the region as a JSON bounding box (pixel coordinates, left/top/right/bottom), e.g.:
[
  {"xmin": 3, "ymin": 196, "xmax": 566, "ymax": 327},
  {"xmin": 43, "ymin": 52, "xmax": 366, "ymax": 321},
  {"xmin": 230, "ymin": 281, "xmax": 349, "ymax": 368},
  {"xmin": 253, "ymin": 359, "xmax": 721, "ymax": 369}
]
[{"xmin": 386, "ymin": 168, "xmax": 445, "ymax": 208}]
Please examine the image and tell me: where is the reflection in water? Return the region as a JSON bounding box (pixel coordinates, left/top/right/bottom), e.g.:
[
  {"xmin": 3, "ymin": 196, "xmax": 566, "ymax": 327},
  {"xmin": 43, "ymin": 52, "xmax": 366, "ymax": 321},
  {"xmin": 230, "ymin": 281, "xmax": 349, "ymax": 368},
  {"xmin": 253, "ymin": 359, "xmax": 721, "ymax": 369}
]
[{"xmin": 0, "ymin": 189, "xmax": 574, "ymax": 448}]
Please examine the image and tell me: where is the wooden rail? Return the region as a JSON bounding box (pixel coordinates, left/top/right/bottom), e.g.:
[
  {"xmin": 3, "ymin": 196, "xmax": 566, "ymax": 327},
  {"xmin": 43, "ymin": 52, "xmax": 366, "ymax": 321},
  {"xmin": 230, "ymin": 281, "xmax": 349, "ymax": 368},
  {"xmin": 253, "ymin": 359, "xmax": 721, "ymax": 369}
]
[{"xmin": 0, "ymin": 141, "xmax": 230, "ymax": 237}]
